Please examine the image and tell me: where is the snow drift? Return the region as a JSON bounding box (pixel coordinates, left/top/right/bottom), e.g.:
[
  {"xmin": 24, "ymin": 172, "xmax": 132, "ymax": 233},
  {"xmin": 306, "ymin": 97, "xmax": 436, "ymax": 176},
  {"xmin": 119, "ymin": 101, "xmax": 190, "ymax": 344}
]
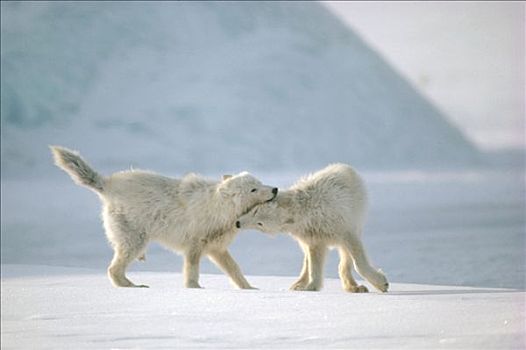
[
  {"xmin": 2, "ymin": 265, "xmax": 524, "ymax": 349},
  {"xmin": 1, "ymin": 1, "xmax": 480, "ymax": 177}
]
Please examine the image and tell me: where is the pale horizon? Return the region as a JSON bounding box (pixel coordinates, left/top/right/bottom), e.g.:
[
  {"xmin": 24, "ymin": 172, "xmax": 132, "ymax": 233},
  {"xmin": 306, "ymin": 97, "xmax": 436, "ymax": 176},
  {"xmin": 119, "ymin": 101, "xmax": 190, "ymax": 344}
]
[{"xmin": 323, "ymin": 1, "xmax": 525, "ymax": 151}]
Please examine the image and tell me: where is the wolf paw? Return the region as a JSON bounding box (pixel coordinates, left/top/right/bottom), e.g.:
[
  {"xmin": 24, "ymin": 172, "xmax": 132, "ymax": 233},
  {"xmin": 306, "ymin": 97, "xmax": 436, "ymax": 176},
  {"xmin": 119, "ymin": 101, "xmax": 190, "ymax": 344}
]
[
  {"xmin": 185, "ymin": 282, "xmax": 203, "ymax": 289},
  {"xmin": 293, "ymin": 283, "xmax": 321, "ymax": 292},
  {"xmin": 289, "ymin": 281, "xmax": 308, "ymax": 291},
  {"xmin": 372, "ymin": 282, "xmax": 389, "ymax": 292},
  {"xmin": 242, "ymin": 285, "xmax": 259, "ymax": 290},
  {"xmin": 347, "ymin": 285, "xmax": 368, "ymax": 293}
]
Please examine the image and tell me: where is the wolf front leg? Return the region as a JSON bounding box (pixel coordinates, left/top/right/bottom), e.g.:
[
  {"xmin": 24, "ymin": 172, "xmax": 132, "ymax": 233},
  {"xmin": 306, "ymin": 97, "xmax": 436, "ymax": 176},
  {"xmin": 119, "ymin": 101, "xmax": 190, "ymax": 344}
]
[
  {"xmin": 208, "ymin": 249, "xmax": 256, "ymax": 289},
  {"xmin": 294, "ymin": 243, "xmax": 327, "ymax": 291},
  {"xmin": 290, "ymin": 241, "xmax": 310, "ymax": 290},
  {"xmin": 183, "ymin": 247, "xmax": 203, "ymax": 288}
]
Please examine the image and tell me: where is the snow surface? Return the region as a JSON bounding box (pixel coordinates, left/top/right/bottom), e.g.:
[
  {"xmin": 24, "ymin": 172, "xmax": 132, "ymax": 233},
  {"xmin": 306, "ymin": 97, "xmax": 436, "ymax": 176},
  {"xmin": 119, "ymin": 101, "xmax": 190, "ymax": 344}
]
[{"xmin": 1, "ymin": 265, "xmax": 524, "ymax": 349}]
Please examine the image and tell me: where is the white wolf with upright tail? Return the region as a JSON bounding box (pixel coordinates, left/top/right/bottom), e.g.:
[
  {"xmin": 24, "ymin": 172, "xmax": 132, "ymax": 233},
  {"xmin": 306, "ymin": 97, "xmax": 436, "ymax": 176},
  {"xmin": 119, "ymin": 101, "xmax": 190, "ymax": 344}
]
[
  {"xmin": 50, "ymin": 146, "xmax": 277, "ymax": 289},
  {"xmin": 236, "ymin": 163, "xmax": 388, "ymax": 293}
]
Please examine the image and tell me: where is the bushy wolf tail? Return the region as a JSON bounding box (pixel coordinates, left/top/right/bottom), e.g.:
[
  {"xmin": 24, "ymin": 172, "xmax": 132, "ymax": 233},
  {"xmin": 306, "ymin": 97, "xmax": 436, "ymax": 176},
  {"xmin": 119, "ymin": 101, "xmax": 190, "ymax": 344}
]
[{"xmin": 50, "ymin": 146, "xmax": 105, "ymax": 193}]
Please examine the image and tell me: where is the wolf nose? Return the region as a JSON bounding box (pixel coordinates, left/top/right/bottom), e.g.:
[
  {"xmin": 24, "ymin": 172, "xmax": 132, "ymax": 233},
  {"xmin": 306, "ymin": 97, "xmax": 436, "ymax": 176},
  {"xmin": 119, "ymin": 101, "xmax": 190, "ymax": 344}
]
[
  {"xmin": 235, "ymin": 221, "xmax": 241, "ymax": 228},
  {"xmin": 272, "ymin": 187, "xmax": 278, "ymax": 195}
]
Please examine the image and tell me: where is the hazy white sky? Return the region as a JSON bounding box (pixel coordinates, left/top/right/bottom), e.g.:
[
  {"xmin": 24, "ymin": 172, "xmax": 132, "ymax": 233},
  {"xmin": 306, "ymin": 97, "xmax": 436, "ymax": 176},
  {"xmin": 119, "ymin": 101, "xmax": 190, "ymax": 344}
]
[{"xmin": 323, "ymin": 1, "xmax": 524, "ymax": 150}]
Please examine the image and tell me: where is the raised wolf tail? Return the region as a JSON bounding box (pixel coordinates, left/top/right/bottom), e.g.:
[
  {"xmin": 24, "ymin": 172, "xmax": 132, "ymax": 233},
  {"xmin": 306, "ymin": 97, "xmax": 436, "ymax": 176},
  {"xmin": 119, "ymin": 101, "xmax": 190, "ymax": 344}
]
[{"xmin": 50, "ymin": 146, "xmax": 105, "ymax": 193}]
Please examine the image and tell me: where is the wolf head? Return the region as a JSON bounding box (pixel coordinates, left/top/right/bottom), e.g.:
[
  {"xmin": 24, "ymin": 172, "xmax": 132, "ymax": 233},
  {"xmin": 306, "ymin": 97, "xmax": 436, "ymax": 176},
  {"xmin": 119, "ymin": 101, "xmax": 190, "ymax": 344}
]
[
  {"xmin": 235, "ymin": 193, "xmax": 295, "ymax": 233},
  {"xmin": 217, "ymin": 172, "xmax": 277, "ymax": 216}
]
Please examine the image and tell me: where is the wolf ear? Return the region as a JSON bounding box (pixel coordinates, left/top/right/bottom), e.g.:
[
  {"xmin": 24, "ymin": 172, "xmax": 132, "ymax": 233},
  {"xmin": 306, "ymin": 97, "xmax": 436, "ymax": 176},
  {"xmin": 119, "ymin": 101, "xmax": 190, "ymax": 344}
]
[
  {"xmin": 222, "ymin": 174, "xmax": 233, "ymax": 181},
  {"xmin": 217, "ymin": 182, "xmax": 234, "ymax": 198}
]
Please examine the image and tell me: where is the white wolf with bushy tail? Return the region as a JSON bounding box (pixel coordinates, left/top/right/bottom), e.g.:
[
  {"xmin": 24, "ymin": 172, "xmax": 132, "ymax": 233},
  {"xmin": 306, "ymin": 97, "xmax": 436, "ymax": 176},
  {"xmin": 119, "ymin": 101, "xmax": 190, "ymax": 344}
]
[
  {"xmin": 51, "ymin": 146, "xmax": 277, "ymax": 289},
  {"xmin": 236, "ymin": 163, "xmax": 388, "ymax": 293}
]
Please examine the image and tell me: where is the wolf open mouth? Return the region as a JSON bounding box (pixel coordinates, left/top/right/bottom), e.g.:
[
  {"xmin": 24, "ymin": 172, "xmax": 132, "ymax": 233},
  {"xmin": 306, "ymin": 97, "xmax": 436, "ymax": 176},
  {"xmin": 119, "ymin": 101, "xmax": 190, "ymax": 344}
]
[
  {"xmin": 240, "ymin": 193, "xmax": 276, "ymax": 217},
  {"xmin": 239, "ymin": 191, "xmax": 278, "ymax": 218},
  {"xmin": 267, "ymin": 191, "xmax": 278, "ymax": 202}
]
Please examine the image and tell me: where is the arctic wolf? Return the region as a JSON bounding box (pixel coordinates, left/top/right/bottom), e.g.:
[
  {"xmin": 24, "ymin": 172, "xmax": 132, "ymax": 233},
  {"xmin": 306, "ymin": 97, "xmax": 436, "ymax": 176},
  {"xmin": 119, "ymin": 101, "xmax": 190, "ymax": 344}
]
[
  {"xmin": 236, "ymin": 163, "xmax": 388, "ymax": 293},
  {"xmin": 51, "ymin": 146, "xmax": 277, "ymax": 289}
]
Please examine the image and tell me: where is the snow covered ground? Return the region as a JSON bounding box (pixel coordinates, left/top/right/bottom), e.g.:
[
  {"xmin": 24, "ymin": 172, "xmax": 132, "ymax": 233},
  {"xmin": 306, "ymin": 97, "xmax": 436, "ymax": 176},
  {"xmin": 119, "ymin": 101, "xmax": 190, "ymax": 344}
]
[{"xmin": 1, "ymin": 265, "xmax": 524, "ymax": 349}]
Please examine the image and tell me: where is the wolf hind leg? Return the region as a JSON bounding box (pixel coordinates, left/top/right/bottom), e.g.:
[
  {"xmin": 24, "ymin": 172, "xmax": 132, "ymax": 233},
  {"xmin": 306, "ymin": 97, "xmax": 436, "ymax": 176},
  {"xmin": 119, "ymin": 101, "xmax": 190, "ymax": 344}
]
[
  {"xmin": 338, "ymin": 247, "xmax": 368, "ymax": 293},
  {"xmin": 105, "ymin": 217, "xmax": 149, "ymax": 288},
  {"xmin": 108, "ymin": 243, "xmax": 149, "ymax": 288}
]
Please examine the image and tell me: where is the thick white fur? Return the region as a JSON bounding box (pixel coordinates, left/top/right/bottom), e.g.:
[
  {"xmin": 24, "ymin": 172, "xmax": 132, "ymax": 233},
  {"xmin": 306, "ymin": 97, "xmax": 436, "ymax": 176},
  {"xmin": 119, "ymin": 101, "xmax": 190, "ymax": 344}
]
[
  {"xmin": 237, "ymin": 163, "xmax": 389, "ymax": 293},
  {"xmin": 50, "ymin": 146, "xmax": 277, "ymax": 289}
]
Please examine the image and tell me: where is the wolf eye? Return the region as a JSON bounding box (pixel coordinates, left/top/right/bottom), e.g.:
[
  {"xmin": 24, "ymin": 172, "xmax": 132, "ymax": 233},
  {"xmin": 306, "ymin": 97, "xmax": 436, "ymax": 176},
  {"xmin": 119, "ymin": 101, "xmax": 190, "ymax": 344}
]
[
  {"xmin": 251, "ymin": 188, "xmax": 257, "ymax": 192},
  {"xmin": 257, "ymin": 222, "xmax": 263, "ymax": 226}
]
